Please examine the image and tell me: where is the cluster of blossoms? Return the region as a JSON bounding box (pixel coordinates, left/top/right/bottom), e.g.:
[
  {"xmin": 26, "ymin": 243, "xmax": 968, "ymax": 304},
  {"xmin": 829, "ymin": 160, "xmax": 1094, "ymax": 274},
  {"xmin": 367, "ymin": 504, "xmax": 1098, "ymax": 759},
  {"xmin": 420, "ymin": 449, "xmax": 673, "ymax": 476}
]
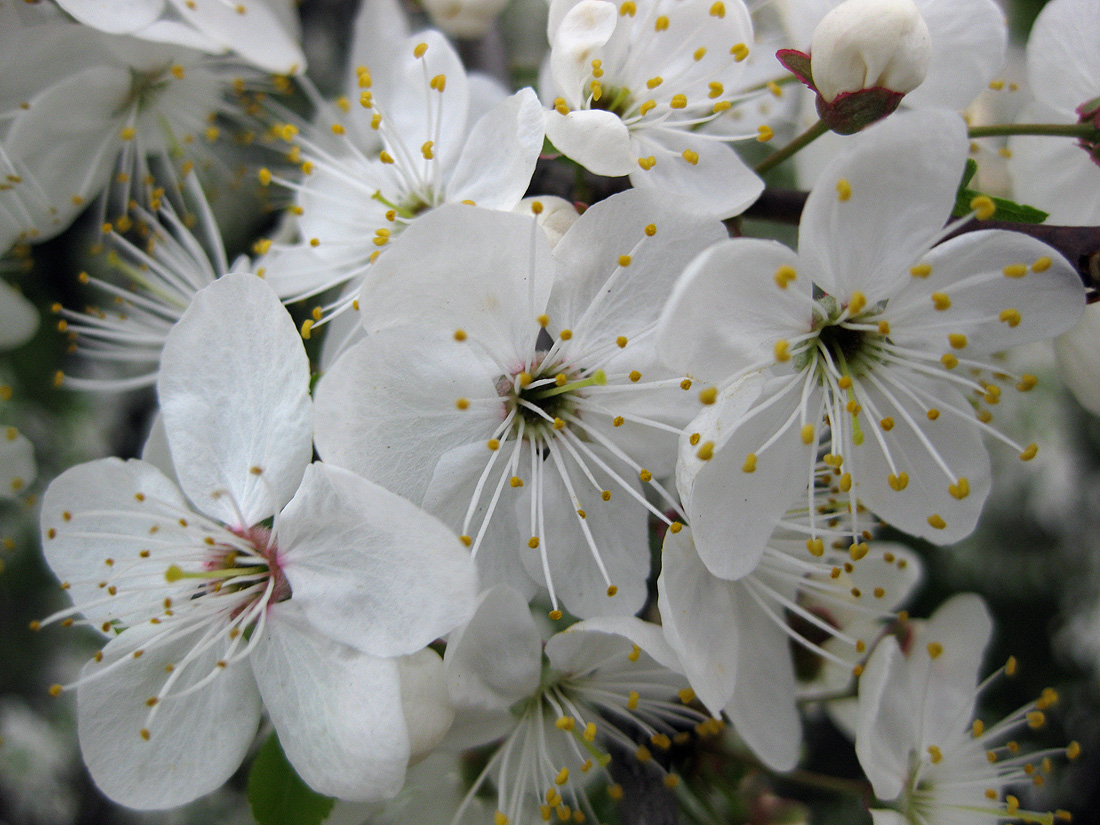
[{"xmin": 3, "ymin": 0, "xmax": 1098, "ymax": 823}]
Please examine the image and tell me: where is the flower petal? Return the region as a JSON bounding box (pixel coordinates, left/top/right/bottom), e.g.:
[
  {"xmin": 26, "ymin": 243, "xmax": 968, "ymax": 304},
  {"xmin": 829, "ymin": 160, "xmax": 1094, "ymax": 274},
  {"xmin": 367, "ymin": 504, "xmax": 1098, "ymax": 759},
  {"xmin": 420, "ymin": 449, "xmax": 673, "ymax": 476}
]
[
  {"xmin": 158, "ymin": 273, "xmax": 312, "ymax": 528},
  {"xmin": 167, "ymin": 0, "xmax": 306, "ymax": 74},
  {"xmin": 544, "ymin": 109, "xmax": 637, "ymax": 177},
  {"xmin": 0, "ymin": 426, "xmax": 35, "ymax": 499},
  {"xmin": 53, "ymin": 0, "xmax": 165, "ymax": 34},
  {"xmin": 277, "ymin": 463, "xmax": 479, "ymax": 659},
  {"xmin": 253, "ymin": 604, "xmax": 410, "ymax": 801}
]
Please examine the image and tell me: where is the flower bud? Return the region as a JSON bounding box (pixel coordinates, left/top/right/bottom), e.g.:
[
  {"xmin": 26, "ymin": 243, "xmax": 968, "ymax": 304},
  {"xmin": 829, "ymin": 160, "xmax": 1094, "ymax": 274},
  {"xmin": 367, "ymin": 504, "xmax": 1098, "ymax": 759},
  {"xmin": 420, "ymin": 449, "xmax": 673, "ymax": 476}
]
[{"xmin": 810, "ymin": 0, "xmax": 931, "ymax": 104}]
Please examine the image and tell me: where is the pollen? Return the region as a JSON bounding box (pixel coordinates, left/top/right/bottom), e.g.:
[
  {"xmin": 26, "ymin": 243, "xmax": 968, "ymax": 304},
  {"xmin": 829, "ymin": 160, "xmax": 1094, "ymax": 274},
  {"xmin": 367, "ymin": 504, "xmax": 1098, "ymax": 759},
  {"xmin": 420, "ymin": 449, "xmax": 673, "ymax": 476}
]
[{"xmin": 835, "ymin": 178, "xmax": 852, "ymax": 201}]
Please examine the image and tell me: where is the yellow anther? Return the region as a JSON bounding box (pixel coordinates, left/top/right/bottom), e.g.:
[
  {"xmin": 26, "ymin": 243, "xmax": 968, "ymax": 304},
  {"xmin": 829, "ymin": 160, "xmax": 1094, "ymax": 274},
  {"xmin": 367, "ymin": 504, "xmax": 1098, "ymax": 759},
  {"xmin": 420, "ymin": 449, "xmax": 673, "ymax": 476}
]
[
  {"xmin": 774, "ymin": 265, "xmax": 797, "ymax": 288},
  {"xmin": 300, "ymin": 319, "xmax": 314, "ymax": 339},
  {"xmin": 645, "ymin": 223, "xmax": 657, "ymax": 236},
  {"xmin": 1003, "ymin": 263, "xmax": 1028, "ymax": 278},
  {"xmin": 331, "ymin": 122, "xmax": 347, "ymax": 136},
  {"xmin": 460, "ymin": 535, "xmax": 472, "ymax": 546},
  {"xmin": 258, "ymin": 167, "xmax": 273, "ymax": 186},
  {"xmin": 774, "ymin": 339, "xmax": 790, "ymax": 361},
  {"xmin": 601, "ymin": 490, "xmax": 611, "ymax": 501},
  {"xmin": 560, "ymin": 329, "xmax": 573, "ymax": 340},
  {"xmin": 846, "ymin": 400, "xmax": 861, "ymax": 415},
  {"xmin": 949, "ymin": 478, "xmax": 970, "ymax": 499},
  {"xmin": 742, "ymin": 453, "xmax": 757, "ymax": 473},
  {"xmin": 888, "ymin": 472, "xmax": 909, "ymax": 491},
  {"xmin": 591, "ymin": 59, "xmax": 603, "ymax": 78},
  {"xmin": 455, "ymin": 397, "xmax": 470, "ymax": 410},
  {"xmin": 806, "ymin": 538, "xmax": 824, "ymax": 556},
  {"xmin": 928, "ymin": 745, "xmax": 943, "ymax": 763},
  {"xmin": 698, "ymin": 386, "xmax": 717, "ymax": 405},
  {"xmin": 554, "ymin": 98, "xmax": 570, "ymax": 115},
  {"xmin": 637, "ymin": 156, "xmax": 657, "ymax": 170},
  {"xmin": 670, "ymin": 94, "xmax": 687, "ymax": 109},
  {"xmin": 495, "ymin": 812, "xmax": 509, "ymax": 825},
  {"xmin": 421, "ymin": 141, "xmax": 434, "ymax": 159},
  {"xmin": 696, "ymin": 441, "xmax": 715, "ymax": 461},
  {"xmin": 1020, "ymin": 443, "xmax": 1038, "ymax": 461},
  {"xmin": 709, "ymin": 0, "xmax": 724, "ymax": 15},
  {"xmin": 731, "ymin": 43, "xmax": 749, "ymax": 61},
  {"xmin": 694, "ymin": 47, "xmax": 707, "ymax": 61},
  {"xmin": 627, "ymin": 691, "xmax": 640, "ymax": 709},
  {"xmin": 909, "ymin": 263, "xmax": 932, "ymax": 278},
  {"xmin": 1032, "ymin": 256, "xmax": 1052, "ymax": 272},
  {"xmin": 970, "ymin": 195, "xmax": 996, "ymax": 220},
  {"xmin": 927, "ymin": 641, "xmax": 944, "ymax": 659},
  {"xmin": 639, "ymin": 468, "xmax": 653, "ymax": 482},
  {"xmin": 839, "ymin": 472, "xmax": 852, "ymax": 492},
  {"xmin": 590, "ymin": 80, "xmax": 602, "ymax": 100},
  {"xmin": 681, "ymin": 149, "xmax": 699, "ymax": 165},
  {"xmin": 613, "ymin": 416, "xmax": 625, "ymax": 427},
  {"xmin": 430, "ymin": 74, "xmax": 447, "ymax": 91},
  {"xmin": 549, "ymin": 609, "xmax": 563, "ymax": 620},
  {"xmin": 454, "ymin": 329, "xmax": 468, "ymax": 342},
  {"xmin": 712, "ymin": 100, "xmax": 731, "ymax": 113},
  {"xmin": 606, "ymin": 584, "xmax": 617, "ymax": 596},
  {"xmin": 555, "ymin": 373, "xmax": 568, "ymax": 386},
  {"xmin": 413, "ymin": 42, "xmax": 429, "ymax": 58},
  {"xmin": 941, "ymin": 353, "xmax": 959, "ymax": 369},
  {"xmin": 948, "ymin": 333, "xmax": 968, "ymax": 349},
  {"xmin": 1017, "ymin": 374, "xmax": 1038, "ymax": 392},
  {"xmin": 553, "ymin": 417, "xmax": 566, "ymax": 430},
  {"xmin": 528, "ymin": 537, "xmax": 540, "ymax": 549},
  {"xmin": 555, "ymin": 767, "xmax": 570, "ymax": 785},
  {"xmin": 379, "ymin": 150, "xmax": 395, "ymax": 164},
  {"xmin": 639, "ymin": 100, "xmax": 657, "ymax": 116},
  {"xmin": 608, "ymin": 784, "xmax": 623, "ymax": 800},
  {"xmin": 646, "ymin": 76, "xmax": 663, "ymax": 89},
  {"xmin": 370, "ymin": 113, "xmax": 382, "ymax": 129},
  {"xmin": 989, "ymin": 79, "xmax": 1005, "ymax": 91},
  {"xmin": 1027, "ymin": 711, "xmax": 1046, "ymax": 729},
  {"xmin": 634, "ymin": 745, "xmax": 650, "ymax": 762},
  {"xmin": 668, "ymin": 522, "xmax": 683, "ymax": 533},
  {"xmin": 757, "ymin": 125, "xmax": 774, "ymax": 142},
  {"xmin": 584, "ymin": 722, "xmax": 597, "ymax": 741},
  {"xmin": 627, "ymin": 644, "xmax": 641, "ymax": 662},
  {"xmin": 1067, "ymin": 741, "xmax": 1081, "ymax": 759},
  {"xmin": 931, "ymin": 292, "xmax": 951, "ymax": 310},
  {"xmin": 848, "ymin": 291, "xmax": 867, "ymax": 314},
  {"xmin": 801, "ymin": 424, "xmax": 815, "ymax": 444},
  {"xmin": 620, "ymin": 0, "xmax": 636, "ymax": 14},
  {"xmin": 655, "ymin": 15, "xmax": 669, "ymax": 30},
  {"xmin": 927, "ymin": 513, "xmax": 947, "ymax": 530},
  {"xmin": 836, "ymin": 178, "xmax": 852, "ymax": 201}
]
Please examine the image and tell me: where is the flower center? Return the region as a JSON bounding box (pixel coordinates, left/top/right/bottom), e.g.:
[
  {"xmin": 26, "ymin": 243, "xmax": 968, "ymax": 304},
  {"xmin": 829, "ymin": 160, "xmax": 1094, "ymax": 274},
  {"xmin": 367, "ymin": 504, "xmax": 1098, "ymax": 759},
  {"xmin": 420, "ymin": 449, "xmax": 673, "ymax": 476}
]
[{"xmin": 497, "ymin": 357, "xmax": 606, "ymax": 442}]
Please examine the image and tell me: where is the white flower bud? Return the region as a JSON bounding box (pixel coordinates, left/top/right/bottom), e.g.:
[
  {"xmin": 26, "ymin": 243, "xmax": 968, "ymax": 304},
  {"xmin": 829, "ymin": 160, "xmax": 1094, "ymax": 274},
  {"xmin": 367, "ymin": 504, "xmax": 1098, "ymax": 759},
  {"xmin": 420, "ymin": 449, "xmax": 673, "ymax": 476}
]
[
  {"xmin": 421, "ymin": 0, "xmax": 510, "ymax": 38},
  {"xmin": 810, "ymin": 0, "xmax": 931, "ymax": 104}
]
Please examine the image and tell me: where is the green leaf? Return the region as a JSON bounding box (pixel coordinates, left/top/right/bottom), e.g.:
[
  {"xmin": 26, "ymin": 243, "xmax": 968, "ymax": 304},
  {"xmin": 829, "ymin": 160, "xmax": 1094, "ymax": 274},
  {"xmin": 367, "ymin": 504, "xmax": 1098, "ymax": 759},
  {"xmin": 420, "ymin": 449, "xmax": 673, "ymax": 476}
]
[
  {"xmin": 952, "ymin": 159, "xmax": 1049, "ymax": 224},
  {"xmin": 247, "ymin": 732, "xmax": 335, "ymax": 825}
]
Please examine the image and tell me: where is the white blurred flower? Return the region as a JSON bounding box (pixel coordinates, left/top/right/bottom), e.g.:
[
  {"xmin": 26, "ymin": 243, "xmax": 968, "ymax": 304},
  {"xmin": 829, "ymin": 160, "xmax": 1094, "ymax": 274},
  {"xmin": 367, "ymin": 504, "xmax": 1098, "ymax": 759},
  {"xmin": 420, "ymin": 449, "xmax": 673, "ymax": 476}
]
[
  {"xmin": 37, "ymin": 274, "xmax": 478, "ymax": 808},
  {"xmin": 0, "ymin": 699, "xmax": 78, "ymax": 825},
  {"xmin": 422, "ymin": 0, "xmax": 512, "ymax": 38}
]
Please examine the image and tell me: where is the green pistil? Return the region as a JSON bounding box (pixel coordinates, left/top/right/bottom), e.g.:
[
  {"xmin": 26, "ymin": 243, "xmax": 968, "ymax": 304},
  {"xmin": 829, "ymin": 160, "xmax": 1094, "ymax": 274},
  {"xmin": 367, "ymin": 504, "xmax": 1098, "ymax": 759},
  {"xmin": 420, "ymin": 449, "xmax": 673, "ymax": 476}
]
[
  {"xmin": 592, "ymin": 86, "xmax": 632, "ymax": 118},
  {"xmin": 529, "ymin": 370, "xmax": 607, "ymax": 401},
  {"xmin": 164, "ymin": 564, "xmax": 266, "ymax": 583}
]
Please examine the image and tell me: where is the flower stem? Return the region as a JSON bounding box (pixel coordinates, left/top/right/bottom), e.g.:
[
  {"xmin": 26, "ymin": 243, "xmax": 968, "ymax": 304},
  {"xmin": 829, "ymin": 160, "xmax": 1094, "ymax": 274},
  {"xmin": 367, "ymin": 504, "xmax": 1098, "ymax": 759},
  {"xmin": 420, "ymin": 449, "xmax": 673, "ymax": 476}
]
[
  {"xmin": 968, "ymin": 122, "xmax": 1100, "ymax": 139},
  {"xmin": 754, "ymin": 119, "xmax": 830, "ymax": 177}
]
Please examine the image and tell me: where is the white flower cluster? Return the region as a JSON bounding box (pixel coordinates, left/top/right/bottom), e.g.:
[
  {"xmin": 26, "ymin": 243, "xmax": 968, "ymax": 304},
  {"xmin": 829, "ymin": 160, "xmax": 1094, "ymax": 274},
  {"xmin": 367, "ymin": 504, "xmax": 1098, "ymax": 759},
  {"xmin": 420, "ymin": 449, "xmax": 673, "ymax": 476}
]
[{"xmin": 2, "ymin": 0, "xmax": 1096, "ymax": 823}]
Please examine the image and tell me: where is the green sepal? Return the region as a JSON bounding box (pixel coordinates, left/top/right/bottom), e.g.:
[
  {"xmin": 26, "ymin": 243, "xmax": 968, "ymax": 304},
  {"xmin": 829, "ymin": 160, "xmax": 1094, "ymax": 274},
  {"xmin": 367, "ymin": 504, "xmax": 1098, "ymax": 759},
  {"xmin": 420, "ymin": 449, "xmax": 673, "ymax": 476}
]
[
  {"xmin": 247, "ymin": 732, "xmax": 335, "ymax": 825},
  {"xmin": 952, "ymin": 159, "xmax": 1050, "ymax": 223}
]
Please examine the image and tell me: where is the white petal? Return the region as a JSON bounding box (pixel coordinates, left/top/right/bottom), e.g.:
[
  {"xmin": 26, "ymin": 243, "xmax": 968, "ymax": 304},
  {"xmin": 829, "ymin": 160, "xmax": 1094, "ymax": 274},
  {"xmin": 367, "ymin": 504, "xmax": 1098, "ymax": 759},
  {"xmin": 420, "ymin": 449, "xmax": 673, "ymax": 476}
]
[
  {"xmin": 0, "ymin": 280, "xmax": 38, "ymax": 349},
  {"xmin": 549, "ymin": 188, "xmax": 729, "ymax": 342},
  {"xmin": 887, "ymin": 230, "xmax": 1085, "ymax": 355},
  {"xmin": 869, "ymin": 810, "xmax": 911, "ymax": 825},
  {"xmin": 657, "ymin": 526, "xmax": 740, "ymax": 713},
  {"xmin": 444, "ymin": 585, "xmax": 543, "ymax": 711},
  {"xmin": 544, "ymin": 109, "xmax": 637, "ymax": 177},
  {"xmin": 1025, "ymin": 0, "xmax": 1100, "ymax": 116},
  {"xmin": 1056, "ymin": 303, "xmax": 1100, "ymax": 416},
  {"xmin": 854, "ymin": 636, "xmax": 912, "ymax": 800},
  {"xmin": 158, "ymin": 273, "xmax": 312, "ymax": 527},
  {"xmin": 629, "ymin": 131, "xmax": 763, "ymax": 220},
  {"xmin": 800, "ymin": 110, "xmax": 967, "ymax": 303},
  {"xmin": 53, "ymin": 0, "xmax": 165, "ymax": 33},
  {"xmin": 902, "ymin": 0, "xmax": 1005, "ymax": 110},
  {"xmin": 77, "ymin": 624, "xmax": 261, "ymax": 809},
  {"xmin": 398, "ymin": 648, "xmax": 455, "ymax": 761},
  {"xmin": 313, "ymin": 327, "xmax": 503, "ymax": 504},
  {"xmin": 446, "ymin": 88, "xmax": 545, "ymax": 210},
  {"xmin": 657, "ymin": 238, "xmax": 806, "ymax": 377},
  {"xmin": 277, "ymin": 463, "xmax": 478, "ymax": 658},
  {"xmin": 358, "ymin": 206, "xmax": 555, "ymax": 366},
  {"xmin": 548, "ymin": 0, "xmax": 618, "ymax": 103},
  {"xmin": 253, "ymin": 604, "xmax": 410, "ymax": 801},
  {"xmin": 167, "ymin": 0, "xmax": 306, "ymax": 74},
  {"xmin": 545, "ymin": 615, "xmax": 685, "ymax": 677}
]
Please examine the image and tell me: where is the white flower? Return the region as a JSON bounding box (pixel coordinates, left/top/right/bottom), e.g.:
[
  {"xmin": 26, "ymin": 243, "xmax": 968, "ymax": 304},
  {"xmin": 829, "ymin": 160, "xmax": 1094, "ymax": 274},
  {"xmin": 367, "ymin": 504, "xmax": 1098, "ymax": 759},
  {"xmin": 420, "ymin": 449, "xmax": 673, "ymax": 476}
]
[
  {"xmin": 421, "ymin": 0, "xmax": 512, "ymax": 38},
  {"xmin": 256, "ymin": 0, "xmax": 544, "ymax": 329},
  {"xmin": 36, "ymin": 273, "xmax": 478, "ymax": 808},
  {"xmin": 52, "ymin": 0, "xmax": 306, "ymax": 75},
  {"xmin": 55, "ymin": 176, "xmax": 239, "ymax": 392},
  {"xmin": 856, "ymin": 593, "xmax": 1075, "ymax": 825},
  {"xmin": 539, "ymin": 0, "xmax": 765, "ymax": 218},
  {"xmin": 658, "ymin": 515, "xmax": 917, "ymax": 770},
  {"xmin": 314, "ymin": 190, "xmax": 727, "ymax": 618},
  {"xmin": 0, "ymin": 253, "xmax": 38, "ymax": 500},
  {"xmin": 444, "ymin": 586, "xmax": 707, "ymax": 825},
  {"xmin": 656, "ymin": 111, "xmax": 1086, "ymax": 578},
  {"xmin": 809, "ymin": 0, "xmax": 930, "ymax": 104}
]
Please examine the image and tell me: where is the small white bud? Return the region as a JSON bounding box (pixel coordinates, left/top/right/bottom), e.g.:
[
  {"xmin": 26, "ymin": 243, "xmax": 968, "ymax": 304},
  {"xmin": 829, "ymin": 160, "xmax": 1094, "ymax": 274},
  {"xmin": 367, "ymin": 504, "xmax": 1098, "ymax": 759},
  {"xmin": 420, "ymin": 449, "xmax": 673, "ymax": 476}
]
[{"xmin": 810, "ymin": 0, "xmax": 931, "ymax": 103}]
